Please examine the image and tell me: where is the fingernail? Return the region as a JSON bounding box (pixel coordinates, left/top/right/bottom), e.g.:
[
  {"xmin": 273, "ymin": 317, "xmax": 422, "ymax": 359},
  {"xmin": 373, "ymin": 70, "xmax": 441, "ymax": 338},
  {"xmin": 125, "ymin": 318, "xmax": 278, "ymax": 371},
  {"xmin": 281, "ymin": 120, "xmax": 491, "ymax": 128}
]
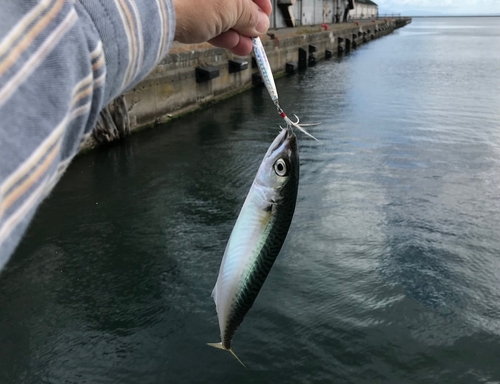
[{"xmin": 256, "ymin": 9, "xmax": 269, "ymax": 34}]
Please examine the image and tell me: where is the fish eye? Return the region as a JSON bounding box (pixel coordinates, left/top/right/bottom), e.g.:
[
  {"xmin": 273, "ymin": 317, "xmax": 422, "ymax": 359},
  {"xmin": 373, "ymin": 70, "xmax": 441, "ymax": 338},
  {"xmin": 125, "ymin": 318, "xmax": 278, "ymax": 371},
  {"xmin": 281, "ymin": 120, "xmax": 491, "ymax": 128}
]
[{"xmin": 274, "ymin": 158, "xmax": 288, "ymax": 177}]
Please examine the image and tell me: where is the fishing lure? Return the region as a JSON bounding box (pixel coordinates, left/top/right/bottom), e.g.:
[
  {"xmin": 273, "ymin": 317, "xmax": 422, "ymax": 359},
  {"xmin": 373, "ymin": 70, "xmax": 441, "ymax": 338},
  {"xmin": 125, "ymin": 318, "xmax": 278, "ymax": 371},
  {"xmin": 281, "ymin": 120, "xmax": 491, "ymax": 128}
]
[
  {"xmin": 252, "ymin": 37, "xmax": 320, "ymax": 140},
  {"xmin": 208, "ymin": 125, "xmax": 299, "ymax": 366}
]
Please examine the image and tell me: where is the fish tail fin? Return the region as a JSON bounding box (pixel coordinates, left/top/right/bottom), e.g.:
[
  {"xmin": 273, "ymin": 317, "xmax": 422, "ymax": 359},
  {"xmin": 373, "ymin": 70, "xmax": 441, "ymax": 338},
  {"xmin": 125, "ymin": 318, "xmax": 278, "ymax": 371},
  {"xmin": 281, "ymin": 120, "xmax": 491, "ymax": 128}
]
[
  {"xmin": 207, "ymin": 342, "xmax": 247, "ymax": 368},
  {"xmin": 207, "ymin": 342, "xmax": 225, "ymax": 350},
  {"xmin": 228, "ymin": 348, "xmax": 246, "ymax": 368}
]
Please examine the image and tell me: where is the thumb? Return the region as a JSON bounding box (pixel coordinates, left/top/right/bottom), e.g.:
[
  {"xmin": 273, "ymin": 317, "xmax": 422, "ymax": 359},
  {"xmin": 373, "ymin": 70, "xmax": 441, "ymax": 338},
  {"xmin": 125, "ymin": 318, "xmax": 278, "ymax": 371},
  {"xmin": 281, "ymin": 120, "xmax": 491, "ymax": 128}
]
[{"xmin": 231, "ymin": 1, "xmax": 270, "ymax": 37}]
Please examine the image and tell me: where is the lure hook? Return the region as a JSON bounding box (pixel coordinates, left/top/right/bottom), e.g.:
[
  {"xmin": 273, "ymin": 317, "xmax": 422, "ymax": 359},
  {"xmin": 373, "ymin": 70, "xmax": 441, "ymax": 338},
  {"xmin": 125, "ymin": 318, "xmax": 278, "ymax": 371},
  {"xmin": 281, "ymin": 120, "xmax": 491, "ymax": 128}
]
[
  {"xmin": 253, "ymin": 37, "xmax": 321, "ymax": 140},
  {"xmin": 283, "ymin": 114, "xmax": 320, "ymax": 141}
]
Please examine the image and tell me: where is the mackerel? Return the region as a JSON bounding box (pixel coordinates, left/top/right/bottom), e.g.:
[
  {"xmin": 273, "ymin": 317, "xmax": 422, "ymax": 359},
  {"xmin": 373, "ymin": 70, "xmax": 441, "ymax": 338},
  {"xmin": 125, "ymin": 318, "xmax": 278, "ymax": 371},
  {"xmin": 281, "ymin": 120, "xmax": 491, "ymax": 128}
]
[{"xmin": 208, "ymin": 126, "xmax": 299, "ymax": 366}]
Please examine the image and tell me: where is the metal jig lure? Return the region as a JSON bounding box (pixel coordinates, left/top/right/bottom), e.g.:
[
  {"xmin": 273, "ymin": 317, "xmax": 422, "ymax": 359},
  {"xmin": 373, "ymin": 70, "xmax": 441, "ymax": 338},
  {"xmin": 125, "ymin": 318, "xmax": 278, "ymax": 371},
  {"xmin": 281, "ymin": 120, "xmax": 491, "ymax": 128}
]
[{"xmin": 252, "ymin": 37, "xmax": 320, "ymax": 140}]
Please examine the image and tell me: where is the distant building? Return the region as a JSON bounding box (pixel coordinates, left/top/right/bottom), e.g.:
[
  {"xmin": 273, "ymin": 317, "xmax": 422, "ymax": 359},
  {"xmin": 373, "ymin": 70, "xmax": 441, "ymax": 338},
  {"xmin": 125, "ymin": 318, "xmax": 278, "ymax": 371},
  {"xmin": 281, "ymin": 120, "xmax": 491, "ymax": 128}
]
[
  {"xmin": 271, "ymin": 0, "xmax": 355, "ymax": 28},
  {"xmin": 350, "ymin": 0, "xmax": 378, "ymax": 19},
  {"xmin": 269, "ymin": 0, "xmax": 379, "ymax": 28}
]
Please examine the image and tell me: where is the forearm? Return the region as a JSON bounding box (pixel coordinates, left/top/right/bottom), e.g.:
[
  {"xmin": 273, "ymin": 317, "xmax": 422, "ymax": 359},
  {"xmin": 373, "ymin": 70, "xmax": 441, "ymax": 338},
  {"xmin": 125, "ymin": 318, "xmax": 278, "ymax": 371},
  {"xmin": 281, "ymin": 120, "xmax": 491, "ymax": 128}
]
[{"xmin": 0, "ymin": 0, "xmax": 175, "ymax": 270}]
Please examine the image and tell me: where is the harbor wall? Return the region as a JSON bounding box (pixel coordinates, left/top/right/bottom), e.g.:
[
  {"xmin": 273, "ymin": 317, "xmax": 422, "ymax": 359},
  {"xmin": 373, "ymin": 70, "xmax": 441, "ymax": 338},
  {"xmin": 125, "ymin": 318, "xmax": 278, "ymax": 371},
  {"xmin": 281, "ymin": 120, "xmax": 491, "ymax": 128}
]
[{"xmin": 87, "ymin": 18, "xmax": 411, "ymax": 149}]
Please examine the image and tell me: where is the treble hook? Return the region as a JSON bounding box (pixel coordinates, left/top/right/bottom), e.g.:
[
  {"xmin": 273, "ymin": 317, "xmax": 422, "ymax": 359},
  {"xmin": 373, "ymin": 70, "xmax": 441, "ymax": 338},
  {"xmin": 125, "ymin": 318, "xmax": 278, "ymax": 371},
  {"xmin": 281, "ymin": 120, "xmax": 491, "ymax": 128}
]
[{"xmin": 275, "ymin": 102, "xmax": 320, "ymax": 141}]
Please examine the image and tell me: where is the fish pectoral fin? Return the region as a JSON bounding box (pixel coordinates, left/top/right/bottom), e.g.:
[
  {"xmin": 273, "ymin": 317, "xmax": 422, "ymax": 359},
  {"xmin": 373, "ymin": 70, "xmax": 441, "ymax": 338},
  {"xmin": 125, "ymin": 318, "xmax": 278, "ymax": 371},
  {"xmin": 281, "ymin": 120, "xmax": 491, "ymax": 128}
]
[
  {"xmin": 263, "ymin": 203, "xmax": 279, "ymax": 215},
  {"xmin": 271, "ymin": 203, "xmax": 278, "ymax": 215},
  {"xmin": 207, "ymin": 342, "xmax": 247, "ymax": 368},
  {"xmin": 263, "ymin": 204, "xmax": 273, "ymax": 213}
]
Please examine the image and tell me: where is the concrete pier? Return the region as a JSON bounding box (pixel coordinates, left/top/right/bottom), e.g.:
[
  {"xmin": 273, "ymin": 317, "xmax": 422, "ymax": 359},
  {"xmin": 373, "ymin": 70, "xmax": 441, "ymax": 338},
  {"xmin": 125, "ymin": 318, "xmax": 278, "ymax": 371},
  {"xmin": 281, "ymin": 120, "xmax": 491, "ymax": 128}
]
[{"xmin": 86, "ymin": 18, "xmax": 411, "ymax": 150}]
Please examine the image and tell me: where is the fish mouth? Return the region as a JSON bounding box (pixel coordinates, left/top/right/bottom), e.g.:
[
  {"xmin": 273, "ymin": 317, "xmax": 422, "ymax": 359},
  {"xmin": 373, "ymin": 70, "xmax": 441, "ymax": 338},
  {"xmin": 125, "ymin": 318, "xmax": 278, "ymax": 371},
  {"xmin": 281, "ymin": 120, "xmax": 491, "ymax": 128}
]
[
  {"xmin": 282, "ymin": 127, "xmax": 297, "ymax": 153},
  {"xmin": 270, "ymin": 127, "xmax": 296, "ymax": 154}
]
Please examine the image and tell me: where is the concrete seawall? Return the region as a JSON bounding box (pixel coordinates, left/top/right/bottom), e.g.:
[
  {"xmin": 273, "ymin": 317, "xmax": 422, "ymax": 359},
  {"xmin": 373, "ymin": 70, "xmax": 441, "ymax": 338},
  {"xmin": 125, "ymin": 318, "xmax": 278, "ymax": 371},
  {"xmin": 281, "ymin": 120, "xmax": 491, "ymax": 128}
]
[{"xmin": 87, "ymin": 18, "xmax": 411, "ymax": 149}]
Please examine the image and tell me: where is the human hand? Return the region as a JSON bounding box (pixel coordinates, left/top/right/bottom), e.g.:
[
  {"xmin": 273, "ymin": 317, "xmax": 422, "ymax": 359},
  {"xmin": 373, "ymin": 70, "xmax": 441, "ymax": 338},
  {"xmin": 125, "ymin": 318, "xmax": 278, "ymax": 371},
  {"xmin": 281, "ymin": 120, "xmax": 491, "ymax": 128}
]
[{"xmin": 173, "ymin": 0, "xmax": 272, "ymax": 55}]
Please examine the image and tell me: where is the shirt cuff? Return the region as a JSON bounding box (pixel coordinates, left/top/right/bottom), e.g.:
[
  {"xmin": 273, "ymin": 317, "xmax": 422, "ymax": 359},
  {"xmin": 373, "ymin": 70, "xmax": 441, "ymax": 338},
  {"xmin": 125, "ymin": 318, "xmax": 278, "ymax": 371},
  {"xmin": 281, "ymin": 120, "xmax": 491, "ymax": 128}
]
[{"xmin": 77, "ymin": 0, "xmax": 175, "ymax": 102}]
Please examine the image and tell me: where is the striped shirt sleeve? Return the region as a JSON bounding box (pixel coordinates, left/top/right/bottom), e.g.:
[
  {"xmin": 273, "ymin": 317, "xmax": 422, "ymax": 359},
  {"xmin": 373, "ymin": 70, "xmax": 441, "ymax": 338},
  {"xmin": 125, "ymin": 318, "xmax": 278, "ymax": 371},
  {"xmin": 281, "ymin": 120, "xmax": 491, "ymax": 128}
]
[{"xmin": 0, "ymin": 0, "xmax": 175, "ymax": 270}]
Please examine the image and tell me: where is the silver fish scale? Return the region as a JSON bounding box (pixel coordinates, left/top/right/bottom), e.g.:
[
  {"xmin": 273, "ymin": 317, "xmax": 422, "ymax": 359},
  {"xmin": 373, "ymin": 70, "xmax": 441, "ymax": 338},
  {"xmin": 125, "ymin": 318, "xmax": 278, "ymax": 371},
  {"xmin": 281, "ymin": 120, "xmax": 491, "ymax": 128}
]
[{"xmin": 223, "ymin": 195, "xmax": 297, "ymax": 349}]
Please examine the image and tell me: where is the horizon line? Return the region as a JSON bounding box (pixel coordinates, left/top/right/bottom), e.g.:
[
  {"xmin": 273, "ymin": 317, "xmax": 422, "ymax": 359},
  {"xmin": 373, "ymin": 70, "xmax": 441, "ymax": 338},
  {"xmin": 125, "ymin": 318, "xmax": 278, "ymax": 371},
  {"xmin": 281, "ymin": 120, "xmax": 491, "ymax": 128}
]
[{"xmin": 405, "ymin": 14, "xmax": 500, "ymax": 17}]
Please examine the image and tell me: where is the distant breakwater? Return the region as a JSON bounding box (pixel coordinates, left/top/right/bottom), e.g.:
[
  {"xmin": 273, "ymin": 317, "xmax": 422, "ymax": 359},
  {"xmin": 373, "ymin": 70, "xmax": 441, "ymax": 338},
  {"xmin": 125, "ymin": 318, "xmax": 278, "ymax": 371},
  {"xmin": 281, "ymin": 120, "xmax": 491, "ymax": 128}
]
[{"xmin": 85, "ymin": 18, "xmax": 411, "ymax": 151}]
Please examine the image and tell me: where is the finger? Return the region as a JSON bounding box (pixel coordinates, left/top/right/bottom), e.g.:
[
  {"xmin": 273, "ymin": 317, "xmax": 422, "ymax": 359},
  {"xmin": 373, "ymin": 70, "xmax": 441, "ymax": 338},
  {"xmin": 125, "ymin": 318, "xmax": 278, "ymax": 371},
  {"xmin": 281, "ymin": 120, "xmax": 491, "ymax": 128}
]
[
  {"xmin": 253, "ymin": 0, "xmax": 272, "ymax": 16},
  {"xmin": 229, "ymin": 36, "xmax": 253, "ymax": 56},
  {"xmin": 231, "ymin": 1, "xmax": 270, "ymax": 37},
  {"xmin": 208, "ymin": 31, "xmax": 253, "ymax": 56}
]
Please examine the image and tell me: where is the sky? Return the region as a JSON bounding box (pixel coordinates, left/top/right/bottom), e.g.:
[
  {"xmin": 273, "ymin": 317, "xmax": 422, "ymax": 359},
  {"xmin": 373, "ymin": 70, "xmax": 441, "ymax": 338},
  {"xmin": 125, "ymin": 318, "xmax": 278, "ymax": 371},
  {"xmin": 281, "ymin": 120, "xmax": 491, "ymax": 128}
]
[{"xmin": 375, "ymin": 0, "xmax": 500, "ymax": 16}]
